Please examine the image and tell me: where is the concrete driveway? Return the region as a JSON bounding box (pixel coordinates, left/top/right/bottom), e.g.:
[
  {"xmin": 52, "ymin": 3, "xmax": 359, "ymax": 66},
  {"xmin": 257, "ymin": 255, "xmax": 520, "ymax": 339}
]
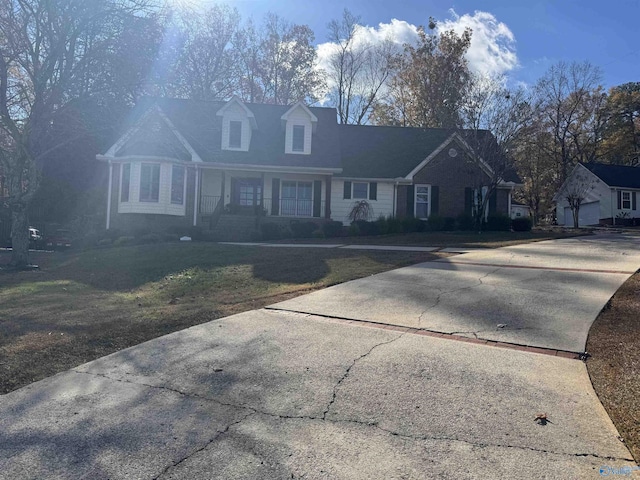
[
  {"xmin": 271, "ymin": 233, "xmax": 640, "ymax": 353},
  {"xmin": 1, "ymin": 233, "xmax": 639, "ymax": 479}
]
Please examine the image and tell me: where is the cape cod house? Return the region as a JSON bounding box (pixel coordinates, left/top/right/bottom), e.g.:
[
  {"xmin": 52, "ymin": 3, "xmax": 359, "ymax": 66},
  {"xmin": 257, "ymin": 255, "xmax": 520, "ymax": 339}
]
[{"xmin": 98, "ymin": 97, "xmax": 521, "ymax": 239}]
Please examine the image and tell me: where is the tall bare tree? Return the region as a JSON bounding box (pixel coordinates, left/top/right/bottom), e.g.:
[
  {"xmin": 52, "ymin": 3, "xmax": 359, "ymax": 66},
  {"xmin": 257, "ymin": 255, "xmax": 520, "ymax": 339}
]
[
  {"xmin": 325, "ymin": 9, "xmax": 395, "ymax": 124},
  {"xmin": 459, "ymin": 74, "xmax": 535, "ymax": 229},
  {"xmin": 600, "ymin": 82, "xmax": 640, "ymax": 165},
  {"xmin": 534, "ymin": 61, "xmax": 604, "ymax": 186},
  {"xmin": 0, "ymin": 0, "xmax": 157, "ymax": 268}
]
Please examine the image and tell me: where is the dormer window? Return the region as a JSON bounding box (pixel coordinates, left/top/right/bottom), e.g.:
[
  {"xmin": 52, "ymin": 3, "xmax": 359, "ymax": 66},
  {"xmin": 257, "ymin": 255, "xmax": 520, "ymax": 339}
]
[
  {"xmin": 292, "ymin": 125, "xmax": 305, "ymax": 152},
  {"xmin": 229, "ymin": 121, "xmax": 242, "ymax": 149}
]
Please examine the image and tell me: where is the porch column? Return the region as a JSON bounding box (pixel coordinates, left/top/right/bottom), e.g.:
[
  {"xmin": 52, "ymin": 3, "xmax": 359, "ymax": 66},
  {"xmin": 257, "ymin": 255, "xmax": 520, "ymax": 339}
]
[
  {"xmin": 106, "ymin": 160, "xmax": 113, "ymax": 230},
  {"xmin": 193, "ymin": 165, "xmax": 199, "ymax": 226},
  {"xmin": 324, "ymin": 175, "xmax": 331, "ymax": 219}
]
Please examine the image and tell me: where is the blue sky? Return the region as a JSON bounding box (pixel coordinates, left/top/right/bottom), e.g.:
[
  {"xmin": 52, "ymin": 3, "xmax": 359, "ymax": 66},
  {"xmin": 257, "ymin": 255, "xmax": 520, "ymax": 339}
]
[{"xmin": 223, "ymin": 0, "xmax": 640, "ymax": 90}]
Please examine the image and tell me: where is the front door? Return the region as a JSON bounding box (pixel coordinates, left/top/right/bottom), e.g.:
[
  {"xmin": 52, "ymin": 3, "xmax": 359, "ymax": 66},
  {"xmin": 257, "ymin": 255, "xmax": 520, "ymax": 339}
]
[{"xmin": 232, "ymin": 178, "xmax": 262, "ymax": 209}]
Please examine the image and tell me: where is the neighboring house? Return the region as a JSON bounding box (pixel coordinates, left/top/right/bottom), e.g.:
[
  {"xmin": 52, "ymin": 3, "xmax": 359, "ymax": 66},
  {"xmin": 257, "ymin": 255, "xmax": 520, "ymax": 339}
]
[
  {"xmin": 554, "ymin": 163, "xmax": 640, "ymax": 227},
  {"xmin": 510, "ymin": 202, "xmax": 531, "ymax": 219},
  {"xmin": 97, "ymin": 97, "xmax": 521, "ymax": 238}
]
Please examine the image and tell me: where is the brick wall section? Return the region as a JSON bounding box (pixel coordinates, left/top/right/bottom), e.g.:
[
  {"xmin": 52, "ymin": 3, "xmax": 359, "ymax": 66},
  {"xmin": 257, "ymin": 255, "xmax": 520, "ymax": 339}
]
[{"xmin": 412, "ymin": 147, "xmax": 492, "ymax": 217}]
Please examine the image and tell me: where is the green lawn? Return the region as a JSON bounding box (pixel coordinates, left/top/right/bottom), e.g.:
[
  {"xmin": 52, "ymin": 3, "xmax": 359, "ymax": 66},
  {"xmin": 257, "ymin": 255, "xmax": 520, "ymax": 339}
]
[{"xmin": 0, "ymin": 243, "xmax": 445, "ymax": 394}]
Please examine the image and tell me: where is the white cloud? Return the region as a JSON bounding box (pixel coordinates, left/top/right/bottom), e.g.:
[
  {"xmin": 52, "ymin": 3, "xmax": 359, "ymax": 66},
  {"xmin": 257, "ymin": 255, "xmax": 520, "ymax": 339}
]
[
  {"xmin": 439, "ymin": 9, "xmax": 518, "ymax": 77},
  {"xmin": 316, "ymin": 10, "xmax": 518, "ymax": 88}
]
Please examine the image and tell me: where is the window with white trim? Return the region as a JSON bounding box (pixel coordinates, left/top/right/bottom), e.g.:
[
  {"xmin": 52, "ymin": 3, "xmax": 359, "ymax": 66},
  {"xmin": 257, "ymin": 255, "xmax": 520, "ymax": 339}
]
[
  {"xmin": 171, "ymin": 165, "xmax": 185, "ymax": 205},
  {"xmin": 622, "ymin": 191, "xmax": 631, "ymax": 210},
  {"xmin": 140, "ymin": 163, "xmax": 160, "ymax": 202},
  {"xmin": 415, "ymin": 184, "xmax": 430, "ymax": 219}
]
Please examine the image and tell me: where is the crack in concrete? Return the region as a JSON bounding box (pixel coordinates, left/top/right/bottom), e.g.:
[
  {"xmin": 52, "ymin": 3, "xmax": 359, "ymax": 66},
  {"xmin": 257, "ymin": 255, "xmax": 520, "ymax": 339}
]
[
  {"xmin": 322, "ymin": 332, "xmax": 406, "ymax": 420},
  {"xmin": 72, "ymin": 369, "xmax": 634, "ymax": 469},
  {"xmin": 417, "ymin": 266, "xmax": 501, "ymax": 327},
  {"xmin": 153, "ymin": 410, "xmax": 257, "ymax": 480}
]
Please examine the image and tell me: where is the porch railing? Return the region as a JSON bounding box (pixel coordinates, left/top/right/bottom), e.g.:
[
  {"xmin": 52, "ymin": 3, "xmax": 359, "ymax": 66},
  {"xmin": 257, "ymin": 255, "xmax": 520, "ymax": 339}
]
[
  {"xmin": 199, "ymin": 195, "xmax": 221, "ymax": 215},
  {"xmin": 199, "ymin": 195, "xmax": 326, "ymax": 218}
]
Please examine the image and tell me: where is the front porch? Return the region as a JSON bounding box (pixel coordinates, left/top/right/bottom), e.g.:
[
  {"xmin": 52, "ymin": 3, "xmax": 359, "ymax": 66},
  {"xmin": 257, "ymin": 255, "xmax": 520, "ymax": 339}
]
[{"xmin": 197, "ymin": 168, "xmax": 331, "ymax": 225}]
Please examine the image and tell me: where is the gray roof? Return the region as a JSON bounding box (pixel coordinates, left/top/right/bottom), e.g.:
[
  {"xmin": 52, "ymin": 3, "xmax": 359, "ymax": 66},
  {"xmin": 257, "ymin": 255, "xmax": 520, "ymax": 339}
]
[
  {"xmin": 338, "ymin": 124, "xmax": 521, "ymax": 183},
  {"xmin": 582, "ymin": 163, "xmax": 640, "ymax": 189},
  {"xmin": 113, "ymin": 98, "xmax": 521, "ymax": 183},
  {"xmin": 118, "ymin": 98, "xmax": 342, "ymax": 171}
]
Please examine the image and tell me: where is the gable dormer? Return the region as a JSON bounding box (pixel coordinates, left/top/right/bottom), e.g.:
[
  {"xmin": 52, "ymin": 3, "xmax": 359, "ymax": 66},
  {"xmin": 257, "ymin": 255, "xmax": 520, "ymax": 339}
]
[
  {"xmin": 281, "ymin": 102, "xmax": 318, "ymax": 155},
  {"xmin": 216, "ymin": 96, "xmax": 257, "ymax": 151}
]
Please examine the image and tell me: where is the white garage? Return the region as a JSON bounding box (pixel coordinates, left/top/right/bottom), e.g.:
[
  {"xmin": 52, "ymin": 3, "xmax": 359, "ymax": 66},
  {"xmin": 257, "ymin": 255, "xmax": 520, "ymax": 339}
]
[{"xmin": 563, "ymin": 201, "xmax": 600, "ymax": 227}]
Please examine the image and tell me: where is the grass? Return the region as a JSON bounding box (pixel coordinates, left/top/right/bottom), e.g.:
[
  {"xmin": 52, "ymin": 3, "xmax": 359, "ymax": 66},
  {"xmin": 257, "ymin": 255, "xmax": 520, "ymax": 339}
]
[
  {"xmin": 273, "ymin": 229, "xmax": 590, "ymax": 248},
  {"xmin": 0, "ymin": 243, "xmax": 447, "ymax": 394},
  {"xmin": 587, "ymin": 272, "xmax": 640, "ymax": 463}
]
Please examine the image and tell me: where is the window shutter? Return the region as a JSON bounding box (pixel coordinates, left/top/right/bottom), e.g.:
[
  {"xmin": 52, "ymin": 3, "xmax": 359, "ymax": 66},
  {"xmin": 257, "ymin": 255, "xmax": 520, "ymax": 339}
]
[
  {"xmin": 406, "ymin": 185, "xmax": 415, "ymax": 217},
  {"xmin": 313, "ymin": 180, "xmax": 322, "ymax": 217},
  {"xmin": 431, "ymin": 186, "xmax": 439, "ymax": 215},
  {"xmin": 633, "ymin": 192, "xmax": 637, "ymax": 211},
  {"xmin": 464, "ymin": 188, "xmax": 473, "ymax": 214},
  {"xmin": 369, "ymin": 182, "xmax": 377, "ymax": 201},
  {"xmin": 617, "ymin": 190, "xmax": 622, "ymax": 210},
  {"xmin": 343, "ymin": 181, "xmax": 351, "ymax": 199},
  {"xmin": 489, "ymin": 189, "xmax": 497, "ymax": 214},
  {"xmin": 271, "ymin": 178, "xmax": 280, "ymax": 216}
]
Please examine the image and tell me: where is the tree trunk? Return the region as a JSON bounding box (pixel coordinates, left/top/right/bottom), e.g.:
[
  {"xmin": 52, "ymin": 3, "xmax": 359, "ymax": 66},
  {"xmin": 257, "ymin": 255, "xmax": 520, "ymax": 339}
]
[
  {"xmin": 572, "ymin": 206, "xmax": 580, "ymax": 229},
  {"xmin": 10, "ymin": 204, "xmax": 29, "ymax": 268}
]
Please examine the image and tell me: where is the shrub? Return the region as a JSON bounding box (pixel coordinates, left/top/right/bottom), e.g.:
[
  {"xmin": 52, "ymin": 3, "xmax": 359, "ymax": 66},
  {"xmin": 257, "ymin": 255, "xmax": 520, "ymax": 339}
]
[
  {"xmin": 354, "ymin": 220, "xmax": 380, "ymax": 236},
  {"xmin": 114, "ymin": 236, "xmax": 135, "ymax": 246},
  {"xmin": 456, "ymin": 213, "xmax": 475, "ymax": 231},
  {"xmin": 260, "ymin": 222, "xmax": 282, "ymax": 241},
  {"xmin": 485, "ymin": 214, "xmax": 512, "ymax": 231},
  {"xmin": 385, "ymin": 216, "xmax": 403, "ymax": 234},
  {"xmin": 162, "ymin": 233, "xmax": 181, "ymax": 243},
  {"xmin": 322, "ymin": 221, "xmax": 344, "ymax": 238},
  {"xmin": 374, "ymin": 216, "xmax": 389, "ymax": 235},
  {"xmin": 401, "ymin": 216, "xmax": 426, "ymax": 233},
  {"xmin": 443, "ymin": 217, "xmax": 456, "ymax": 231},
  {"xmin": 511, "ymin": 217, "xmax": 532, "ymax": 232},
  {"xmin": 347, "ymin": 200, "xmax": 373, "ymax": 223},
  {"xmin": 97, "ymin": 238, "xmax": 112, "ymax": 247},
  {"xmin": 427, "ymin": 215, "xmax": 445, "ymax": 232},
  {"xmin": 139, "ymin": 233, "xmax": 162, "ymax": 244},
  {"xmin": 290, "ymin": 221, "xmax": 318, "ymax": 238},
  {"xmin": 347, "ymin": 223, "xmax": 360, "ymax": 236},
  {"xmin": 187, "ymin": 226, "xmax": 204, "ymax": 241}
]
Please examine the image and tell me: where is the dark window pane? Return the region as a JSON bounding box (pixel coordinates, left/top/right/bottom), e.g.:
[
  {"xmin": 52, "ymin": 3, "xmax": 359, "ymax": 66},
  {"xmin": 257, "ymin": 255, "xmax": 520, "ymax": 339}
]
[
  {"xmin": 292, "ymin": 125, "xmax": 305, "ymax": 152},
  {"xmin": 121, "ymin": 164, "xmax": 130, "ymax": 202},
  {"xmin": 171, "ymin": 165, "xmax": 185, "ymax": 204},
  {"xmin": 353, "ymin": 182, "xmax": 368, "ymax": 199},
  {"xmin": 140, "ymin": 164, "xmax": 160, "ymax": 202},
  {"xmin": 229, "ymin": 121, "xmax": 242, "ymax": 148}
]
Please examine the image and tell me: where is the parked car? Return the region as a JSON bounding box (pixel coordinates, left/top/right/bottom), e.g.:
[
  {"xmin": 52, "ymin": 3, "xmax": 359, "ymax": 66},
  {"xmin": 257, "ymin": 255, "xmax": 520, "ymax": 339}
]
[{"xmin": 45, "ymin": 229, "xmax": 72, "ymax": 250}]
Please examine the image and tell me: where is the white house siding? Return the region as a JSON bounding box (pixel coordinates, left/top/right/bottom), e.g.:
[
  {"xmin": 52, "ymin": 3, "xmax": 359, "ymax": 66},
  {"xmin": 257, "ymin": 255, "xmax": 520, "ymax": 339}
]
[
  {"xmin": 284, "ymin": 106, "xmax": 313, "ymax": 155},
  {"xmin": 118, "ymin": 162, "xmax": 186, "ymax": 216},
  {"xmin": 220, "ymin": 103, "xmax": 252, "ymax": 151},
  {"xmin": 331, "ymin": 179, "xmax": 395, "ymax": 225}
]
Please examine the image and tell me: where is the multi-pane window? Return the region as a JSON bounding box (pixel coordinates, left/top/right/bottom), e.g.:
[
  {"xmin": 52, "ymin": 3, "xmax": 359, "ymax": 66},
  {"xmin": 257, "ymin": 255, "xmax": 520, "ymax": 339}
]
[
  {"xmin": 415, "ymin": 185, "xmax": 430, "ymax": 219},
  {"xmin": 229, "ymin": 121, "xmax": 242, "ymax": 148},
  {"xmin": 281, "ymin": 181, "xmax": 312, "ymax": 216},
  {"xmin": 120, "ymin": 163, "xmax": 131, "ymax": 202},
  {"xmin": 622, "ymin": 191, "xmax": 631, "ymax": 210},
  {"xmin": 352, "ymin": 182, "xmax": 368, "ymax": 199},
  {"xmin": 171, "ymin": 165, "xmax": 185, "ymax": 205},
  {"xmin": 140, "ymin": 164, "xmax": 160, "ymax": 202},
  {"xmin": 292, "ymin": 125, "xmax": 305, "ymax": 152}
]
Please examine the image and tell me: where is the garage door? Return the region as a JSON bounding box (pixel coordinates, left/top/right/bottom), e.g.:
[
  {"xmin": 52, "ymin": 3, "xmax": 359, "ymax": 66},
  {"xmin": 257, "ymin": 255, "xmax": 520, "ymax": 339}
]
[{"xmin": 563, "ymin": 202, "xmax": 600, "ymax": 226}]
